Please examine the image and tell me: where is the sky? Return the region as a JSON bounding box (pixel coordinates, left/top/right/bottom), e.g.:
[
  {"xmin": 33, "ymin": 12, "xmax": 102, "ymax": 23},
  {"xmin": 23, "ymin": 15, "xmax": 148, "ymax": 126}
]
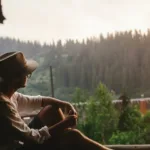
[{"xmin": 1, "ymin": 0, "xmax": 150, "ymax": 44}]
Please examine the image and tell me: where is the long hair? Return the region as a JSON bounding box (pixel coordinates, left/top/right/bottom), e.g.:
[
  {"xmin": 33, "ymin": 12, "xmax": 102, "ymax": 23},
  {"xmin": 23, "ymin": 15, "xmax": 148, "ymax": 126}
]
[
  {"xmin": 0, "ymin": 71, "xmax": 23, "ymax": 93},
  {"xmin": 0, "ymin": 76, "xmax": 13, "ymax": 93}
]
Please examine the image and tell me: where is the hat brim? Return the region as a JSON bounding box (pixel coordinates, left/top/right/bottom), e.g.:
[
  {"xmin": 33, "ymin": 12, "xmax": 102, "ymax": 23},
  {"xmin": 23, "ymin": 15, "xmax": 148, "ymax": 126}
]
[{"xmin": 25, "ymin": 59, "xmax": 38, "ymax": 74}]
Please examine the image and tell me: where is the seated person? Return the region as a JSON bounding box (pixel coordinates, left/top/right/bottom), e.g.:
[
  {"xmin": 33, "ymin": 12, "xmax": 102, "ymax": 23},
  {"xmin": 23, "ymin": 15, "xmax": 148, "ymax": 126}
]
[{"xmin": 0, "ymin": 51, "xmax": 111, "ymax": 150}]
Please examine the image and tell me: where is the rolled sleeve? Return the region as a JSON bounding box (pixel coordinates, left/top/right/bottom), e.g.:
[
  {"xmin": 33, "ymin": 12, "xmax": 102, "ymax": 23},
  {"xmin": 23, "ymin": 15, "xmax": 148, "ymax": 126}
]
[{"xmin": 14, "ymin": 92, "xmax": 42, "ymax": 116}]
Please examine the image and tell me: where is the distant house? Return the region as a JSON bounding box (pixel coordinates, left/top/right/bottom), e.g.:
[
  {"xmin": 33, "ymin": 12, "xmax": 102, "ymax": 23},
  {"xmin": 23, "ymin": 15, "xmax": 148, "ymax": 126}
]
[
  {"xmin": 72, "ymin": 98, "xmax": 150, "ymax": 115},
  {"xmin": 54, "ymin": 54, "xmax": 68, "ymax": 59}
]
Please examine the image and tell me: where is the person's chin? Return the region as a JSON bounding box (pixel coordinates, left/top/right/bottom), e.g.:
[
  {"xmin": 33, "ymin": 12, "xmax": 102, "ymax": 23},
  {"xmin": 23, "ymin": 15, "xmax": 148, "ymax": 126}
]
[
  {"xmin": 22, "ymin": 84, "xmax": 26, "ymax": 88},
  {"xmin": 19, "ymin": 84, "xmax": 26, "ymax": 88}
]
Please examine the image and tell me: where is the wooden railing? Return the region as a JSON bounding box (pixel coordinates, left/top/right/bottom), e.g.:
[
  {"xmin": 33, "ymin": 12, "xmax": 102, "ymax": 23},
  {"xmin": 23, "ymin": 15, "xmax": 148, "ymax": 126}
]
[{"xmin": 106, "ymin": 144, "xmax": 150, "ymax": 150}]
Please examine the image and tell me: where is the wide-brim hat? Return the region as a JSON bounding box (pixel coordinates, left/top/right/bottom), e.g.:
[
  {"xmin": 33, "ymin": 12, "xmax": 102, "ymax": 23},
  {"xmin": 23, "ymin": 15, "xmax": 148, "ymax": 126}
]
[{"xmin": 0, "ymin": 51, "xmax": 38, "ymax": 78}]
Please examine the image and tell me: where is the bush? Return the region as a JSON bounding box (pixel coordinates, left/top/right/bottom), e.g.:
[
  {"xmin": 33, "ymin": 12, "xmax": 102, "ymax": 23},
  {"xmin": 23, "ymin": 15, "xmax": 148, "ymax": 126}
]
[
  {"xmin": 82, "ymin": 83, "xmax": 119, "ymax": 144},
  {"xmin": 109, "ymin": 130, "xmax": 145, "ymax": 144},
  {"xmin": 118, "ymin": 106, "xmax": 142, "ymax": 131}
]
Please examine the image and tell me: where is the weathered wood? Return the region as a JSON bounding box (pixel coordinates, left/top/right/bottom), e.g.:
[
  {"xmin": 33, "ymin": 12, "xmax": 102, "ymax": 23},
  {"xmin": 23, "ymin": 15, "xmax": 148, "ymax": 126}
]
[
  {"xmin": 0, "ymin": 0, "xmax": 6, "ymax": 23},
  {"xmin": 106, "ymin": 144, "xmax": 150, "ymax": 150}
]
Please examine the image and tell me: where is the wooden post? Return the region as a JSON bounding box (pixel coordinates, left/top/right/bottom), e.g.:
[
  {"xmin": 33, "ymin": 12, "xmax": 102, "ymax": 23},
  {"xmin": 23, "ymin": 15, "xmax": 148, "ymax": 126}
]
[
  {"xmin": 49, "ymin": 65, "xmax": 65, "ymax": 120},
  {"xmin": 49, "ymin": 66, "xmax": 54, "ymax": 97}
]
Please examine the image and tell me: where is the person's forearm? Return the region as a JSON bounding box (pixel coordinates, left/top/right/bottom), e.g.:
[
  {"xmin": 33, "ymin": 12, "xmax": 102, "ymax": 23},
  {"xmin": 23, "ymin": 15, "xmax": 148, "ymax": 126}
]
[{"xmin": 41, "ymin": 96, "xmax": 69, "ymax": 108}]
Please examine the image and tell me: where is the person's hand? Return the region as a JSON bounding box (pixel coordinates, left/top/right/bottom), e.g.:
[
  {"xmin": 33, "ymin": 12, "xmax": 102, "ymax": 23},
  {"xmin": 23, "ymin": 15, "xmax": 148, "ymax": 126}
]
[
  {"xmin": 64, "ymin": 115, "xmax": 77, "ymax": 128},
  {"xmin": 48, "ymin": 115, "xmax": 77, "ymax": 137},
  {"xmin": 64, "ymin": 103, "xmax": 77, "ymax": 116}
]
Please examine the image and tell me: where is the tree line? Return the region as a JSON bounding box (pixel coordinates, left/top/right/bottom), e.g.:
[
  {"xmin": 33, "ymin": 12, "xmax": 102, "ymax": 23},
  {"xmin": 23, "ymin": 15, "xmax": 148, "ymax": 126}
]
[{"xmin": 43, "ymin": 29, "xmax": 150, "ymax": 98}]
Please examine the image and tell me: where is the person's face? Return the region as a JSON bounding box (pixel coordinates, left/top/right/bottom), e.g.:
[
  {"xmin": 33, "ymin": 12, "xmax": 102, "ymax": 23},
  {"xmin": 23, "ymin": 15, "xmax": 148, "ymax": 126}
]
[
  {"xmin": 14, "ymin": 73, "xmax": 31, "ymax": 89},
  {"xmin": 19, "ymin": 74, "xmax": 27, "ymax": 88}
]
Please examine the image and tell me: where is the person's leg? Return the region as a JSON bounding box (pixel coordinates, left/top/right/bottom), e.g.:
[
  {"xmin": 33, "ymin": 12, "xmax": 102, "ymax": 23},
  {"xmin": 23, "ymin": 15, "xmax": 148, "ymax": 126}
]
[
  {"xmin": 59, "ymin": 128, "xmax": 112, "ymax": 150},
  {"xmin": 28, "ymin": 105, "xmax": 65, "ymax": 129},
  {"xmin": 17, "ymin": 105, "xmax": 63, "ymax": 150},
  {"xmin": 37, "ymin": 105, "xmax": 65, "ymax": 127},
  {"xmin": 28, "ymin": 105, "xmax": 111, "ymax": 150}
]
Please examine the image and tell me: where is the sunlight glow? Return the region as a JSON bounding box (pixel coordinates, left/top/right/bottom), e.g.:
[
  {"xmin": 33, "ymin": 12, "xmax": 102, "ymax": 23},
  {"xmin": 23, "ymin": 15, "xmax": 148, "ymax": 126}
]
[{"xmin": 0, "ymin": 0, "xmax": 150, "ymax": 43}]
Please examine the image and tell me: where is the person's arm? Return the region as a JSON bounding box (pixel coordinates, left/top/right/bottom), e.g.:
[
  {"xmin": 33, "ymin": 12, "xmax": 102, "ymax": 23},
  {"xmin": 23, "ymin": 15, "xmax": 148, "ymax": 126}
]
[
  {"xmin": 0, "ymin": 101, "xmax": 50, "ymax": 144},
  {"xmin": 41, "ymin": 96, "xmax": 77, "ymax": 115},
  {"xmin": 16, "ymin": 92, "xmax": 77, "ymax": 116},
  {"xmin": 15, "ymin": 92, "xmax": 42, "ymax": 116}
]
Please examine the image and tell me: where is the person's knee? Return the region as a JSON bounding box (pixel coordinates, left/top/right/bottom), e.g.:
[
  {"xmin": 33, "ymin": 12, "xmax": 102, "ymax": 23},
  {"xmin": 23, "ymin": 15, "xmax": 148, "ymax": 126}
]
[
  {"xmin": 60, "ymin": 128, "xmax": 86, "ymax": 148},
  {"xmin": 65, "ymin": 128, "xmax": 84, "ymax": 139},
  {"xmin": 38, "ymin": 105, "xmax": 52, "ymax": 119},
  {"xmin": 68, "ymin": 129, "xmax": 82, "ymax": 135},
  {"xmin": 38, "ymin": 105, "xmax": 64, "ymax": 126}
]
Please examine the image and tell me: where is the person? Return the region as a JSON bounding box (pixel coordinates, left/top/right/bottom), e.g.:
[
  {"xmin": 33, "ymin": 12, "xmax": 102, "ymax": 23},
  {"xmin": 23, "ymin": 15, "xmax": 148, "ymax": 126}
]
[{"xmin": 0, "ymin": 51, "xmax": 112, "ymax": 150}]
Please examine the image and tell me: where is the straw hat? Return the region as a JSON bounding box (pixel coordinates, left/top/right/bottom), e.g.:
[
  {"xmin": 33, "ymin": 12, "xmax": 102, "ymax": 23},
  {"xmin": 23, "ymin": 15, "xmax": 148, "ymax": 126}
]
[{"xmin": 0, "ymin": 51, "xmax": 38, "ymax": 79}]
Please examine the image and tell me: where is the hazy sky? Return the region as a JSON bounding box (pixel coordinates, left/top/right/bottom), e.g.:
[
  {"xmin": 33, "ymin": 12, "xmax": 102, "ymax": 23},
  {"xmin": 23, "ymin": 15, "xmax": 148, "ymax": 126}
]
[{"xmin": 1, "ymin": 0, "xmax": 150, "ymax": 43}]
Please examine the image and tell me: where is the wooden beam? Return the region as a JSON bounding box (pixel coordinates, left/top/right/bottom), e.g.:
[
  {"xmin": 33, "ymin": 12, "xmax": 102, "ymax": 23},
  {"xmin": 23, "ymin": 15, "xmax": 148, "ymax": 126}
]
[
  {"xmin": 106, "ymin": 145, "xmax": 150, "ymax": 150},
  {"xmin": 0, "ymin": 0, "xmax": 6, "ymax": 23}
]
